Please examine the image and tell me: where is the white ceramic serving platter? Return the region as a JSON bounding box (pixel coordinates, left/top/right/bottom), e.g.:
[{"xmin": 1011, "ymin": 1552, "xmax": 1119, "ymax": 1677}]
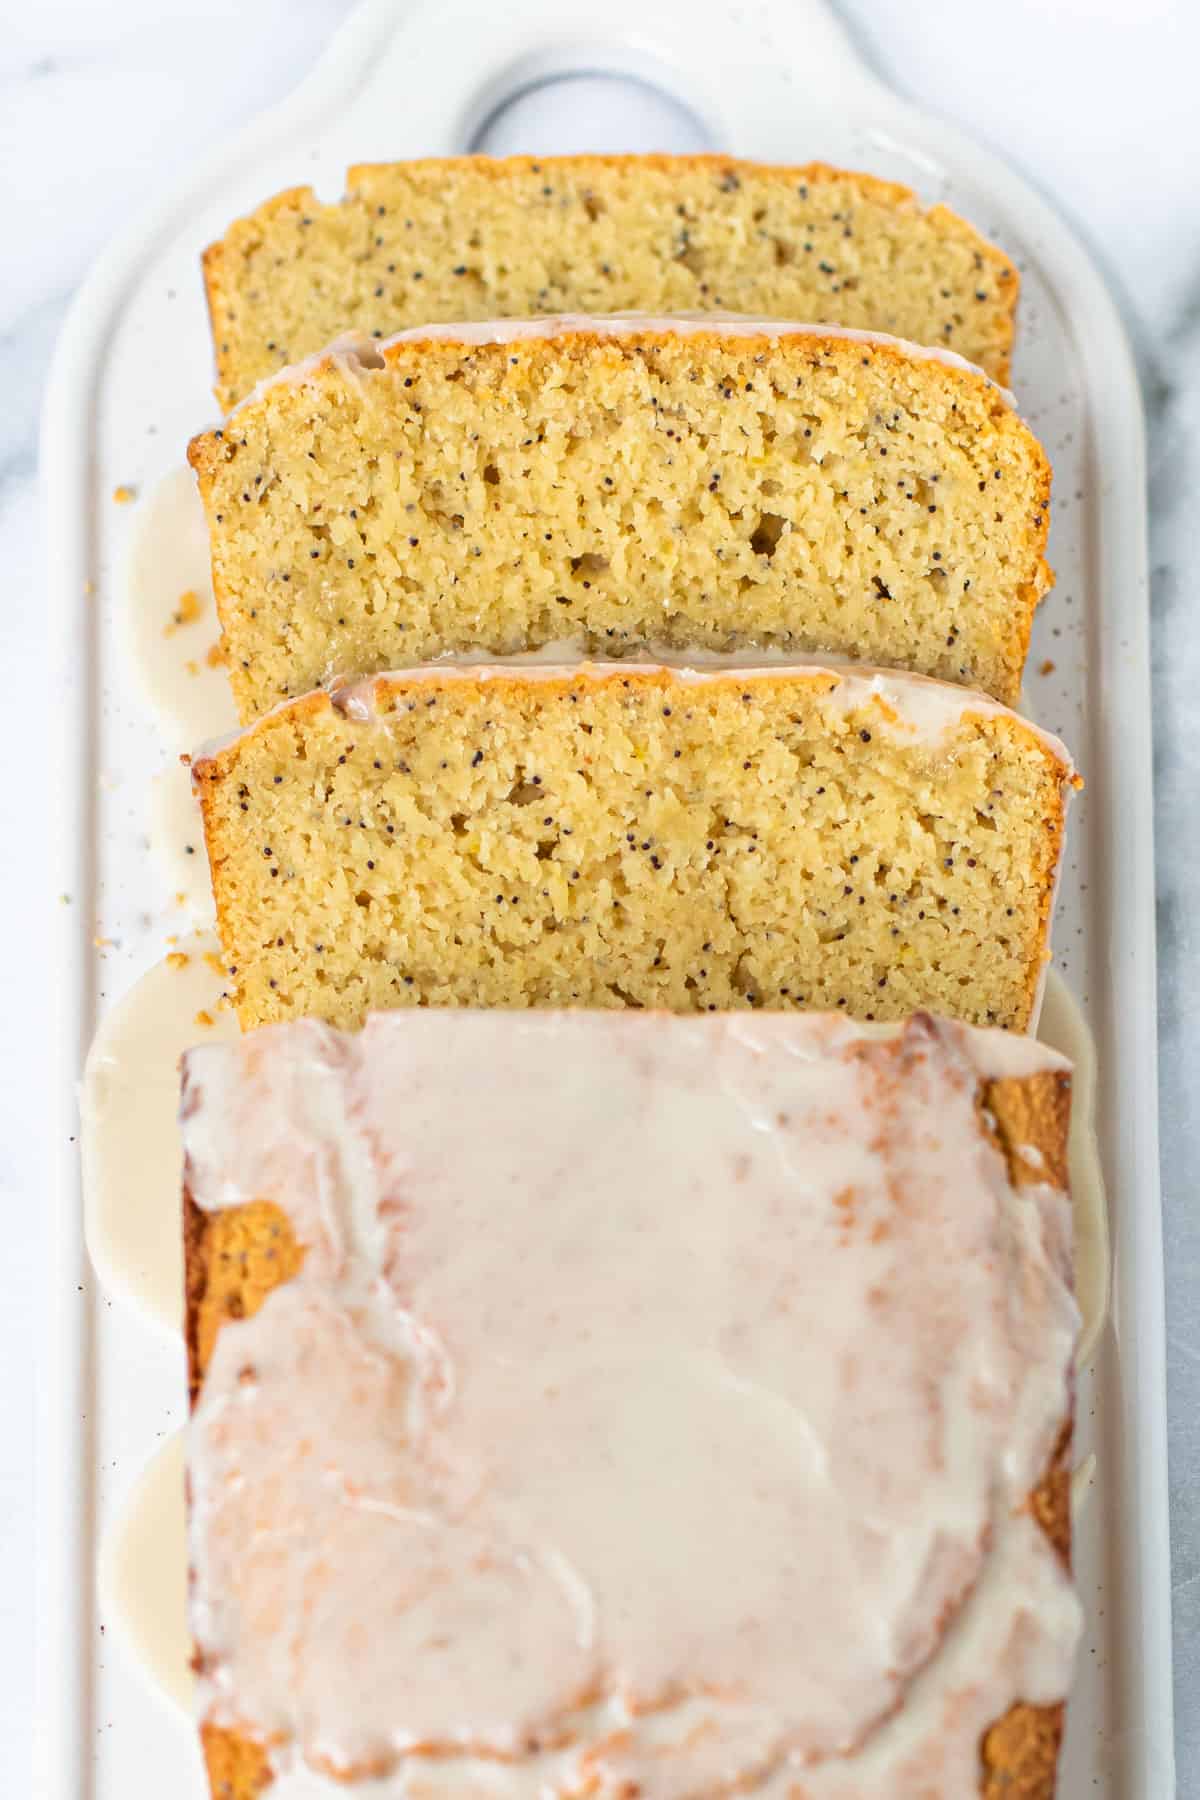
[{"xmin": 39, "ymin": 0, "xmax": 1173, "ymax": 1794}]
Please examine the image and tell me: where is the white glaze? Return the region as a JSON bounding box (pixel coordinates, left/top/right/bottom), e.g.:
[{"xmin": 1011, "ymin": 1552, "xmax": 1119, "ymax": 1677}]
[
  {"xmin": 97, "ymin": 1432, "xmax": 193, "ymax": 1714},
  {"xmin": 184, "ymin": 1009, "xmax": 1080, "ymax": 1796},
  {"xmin": 194, "ymin": 655, "xmax": 1077, "ymax": 778},
  {"xmin": 81, "ymin": 935, "xmax": 236, "ymax": 1332},
  {"xmin": 229, "ymin": 311, "xmax": 1016, "ymax": 421},
  {"xmin": 1071, "ymin": 1453, "xmax": 1098, "ymax": 1517},
  {"xmin": 122, "ymin": 464, "xmax": 237, "ymax": 748},
  {"xmin": 1039, "ymin": 970, "xmax": 1110, "ymax": 1368},
  {"xmin": 122, "ymin": 463, "xmax": 234, "ymax": 924},
  {"xmin": 80, "ymin": 970, "xmax": 1106, "ymax": 1365},
  {"xmin": 149, "ymin": 761, "xmax": 217, "ymax": 929}
]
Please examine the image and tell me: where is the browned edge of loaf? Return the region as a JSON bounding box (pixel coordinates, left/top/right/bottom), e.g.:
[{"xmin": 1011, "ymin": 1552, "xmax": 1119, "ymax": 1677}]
[
  {"xmin": 188, "ymin": 666, "xmax": 1075, "ymax": 1035},
  {"xmin": 186, "ymin": 329, "xmax": 1052, "ymax": 717},
  {"xmin": 189, "ymin": 682, "xmax": 330, "ymax": 1027},
  {"xmin": 181, "ymin": 1032, "xmax": 1073, "ymax": 1799},
  {"xmin": 200, "ymin": 154, "xmax": 1020, "ymax": 408}
]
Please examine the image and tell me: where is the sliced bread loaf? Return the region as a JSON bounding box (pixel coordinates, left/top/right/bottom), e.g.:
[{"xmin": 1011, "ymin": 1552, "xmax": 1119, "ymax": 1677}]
[
  {"xmin": 190, "ymin": 319, "xmax": 1051, "ymax": 722},
  {"xmin": 190, "ymin": 660, "xmax": 1077, "ymax": 1034},
  {"xmin": 184, "ymin": 1008, "xmax": 1077, "ymax": 1799},
  {"xmin": 203, "ymin": 154, "xmax": 1019, "ymax": 410}
]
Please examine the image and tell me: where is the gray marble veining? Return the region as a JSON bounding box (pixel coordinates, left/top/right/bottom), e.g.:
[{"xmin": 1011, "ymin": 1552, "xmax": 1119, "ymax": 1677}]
[{"xmin": 1147, "ymin": 280, "xmax": 1200, "ymax": 1781}]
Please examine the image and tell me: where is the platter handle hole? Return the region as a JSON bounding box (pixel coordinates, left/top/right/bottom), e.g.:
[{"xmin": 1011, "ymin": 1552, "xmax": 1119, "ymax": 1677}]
[{"xmin": 469, "ymin": 73, "xmax": 712, "ymax": 157}]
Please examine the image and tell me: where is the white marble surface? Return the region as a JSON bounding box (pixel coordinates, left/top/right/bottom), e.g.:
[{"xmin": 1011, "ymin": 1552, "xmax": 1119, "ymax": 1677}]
[{"xmin": 3, "ymin": 0, "xmax": 1197, "ymax": 1790}]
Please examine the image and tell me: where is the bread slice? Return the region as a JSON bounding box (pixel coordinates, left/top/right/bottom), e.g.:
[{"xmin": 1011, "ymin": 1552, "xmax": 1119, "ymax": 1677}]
[
  {"xmin": 189, "ymin": 318, "xmax": 1051, "ymax": 722},
  {"xmin": 190, "ymin": 660, "xmax": 1078, "ymax": 1033},
  {"xmin": 203, "ymin": 154, "xmax": 1020, "ymax": 411},
  {"xmin": 182, "ymin": 1008, "xmax": 1079, "ymax": 1798}
]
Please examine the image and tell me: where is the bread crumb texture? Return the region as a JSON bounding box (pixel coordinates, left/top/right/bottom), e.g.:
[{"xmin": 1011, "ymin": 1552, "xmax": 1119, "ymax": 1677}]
[
  {"xmin": 198, "ymin": 1722, "xmax": 271, "ymax": 1799},
  {"xmin": 166, "ymin": 589, "xmax": 203, "ymax": 634},
  {"xmin": 192, "ymin": 328, "xmax": 1049, "ymax": 721},
  {"xmin": 194, "ymin": 667, "xmax": 1071, "ymax": 1034},
  {"xmin": 204, "ymin": 155, "xmax": 1018, "ymax": 409},
  {"xmin": 185, "ymin": 1197, "xmax": 305, "ymax": 1402}
]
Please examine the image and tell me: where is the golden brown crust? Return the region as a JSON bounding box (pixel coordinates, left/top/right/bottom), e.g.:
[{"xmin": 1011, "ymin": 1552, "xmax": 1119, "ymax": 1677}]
[
  {"xmin": 1024, "ymin": 780, "xmax": 1077, "ymax": 1034},
  {"xmin": 199, "ymin": 1720, "xmax": 274, "ymax": 1798},
  {"xmin": 184, "ymin": 1050, "xmax": 1072, "ymax": 1798},
  {"xmin": 183, "ymin": 1191, "xmax": 305, "ymax": 1402},
  {"xmin": 980, "ymin": 1700, "xmax": 1066, "ymax": 1796},
  {"xmin": 201, "ymin": 183, "xmax": 316, "ymax": 408},
  {"xmin": 188, "ymin": 1193, "xmax": 301, "ymax": 1796},
  {"xmin": 199, "ymin": 242, "xmax": 225, "ymax": 361},
  {"xmin": 188, "ymin": 686, "xmax": 328, "ymax": 986},
  {"xmin": 987, "ymin": 1069, "xmax": 1073, "ymax": 1196},
  {"xmin": 983, "ymin": 1069, "xmax": 1074, "ymax": 1561},
  {"xmin": 976, "ymin": 1069, "xmax": 1072, "ymax": 1796},
  {"xmin": 202, "ymin": 154, "xmax": 1020, "ymax": 408}
]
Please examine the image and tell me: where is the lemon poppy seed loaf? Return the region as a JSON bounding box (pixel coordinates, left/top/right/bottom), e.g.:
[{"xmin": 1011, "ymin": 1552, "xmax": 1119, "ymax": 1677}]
[
  {"xmin": 189, "ymin": 319, "xmax": 1051, "ymax": 722},
  {"xmin": 183, "ymin": 1009, "xmax": 1077, "ymax": 1799},
  {"xmin": 191, "ymin": 661, "xmax": 1077, "ymax": 1034},
  {"xmin": 203, "ymin": 154, "xmax": 1020, "ymax": 410}
]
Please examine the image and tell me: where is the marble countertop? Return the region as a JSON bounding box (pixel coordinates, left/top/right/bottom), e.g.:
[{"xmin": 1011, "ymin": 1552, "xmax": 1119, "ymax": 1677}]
[{"xmin": 4, "ymin": 0, "xmax": 1197, "ymax": 1789}]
